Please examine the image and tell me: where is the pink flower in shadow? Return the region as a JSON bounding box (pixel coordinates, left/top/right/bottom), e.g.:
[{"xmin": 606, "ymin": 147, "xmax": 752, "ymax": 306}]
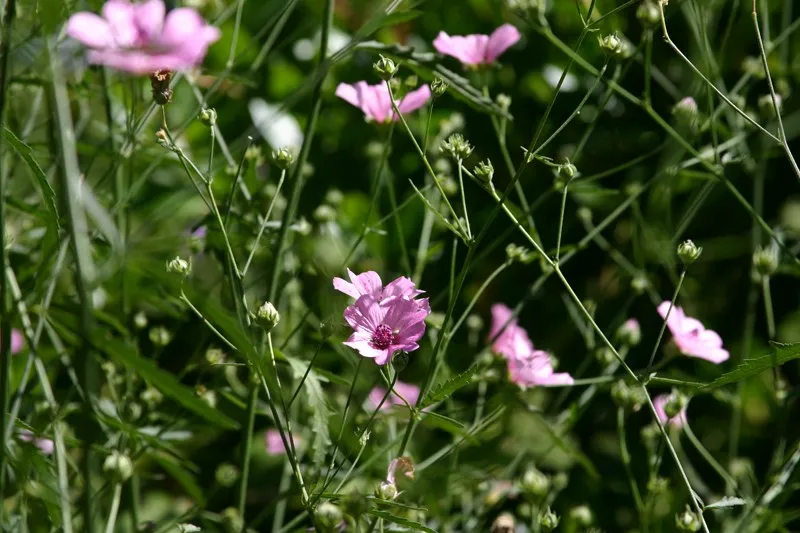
[
  {"xmin": 367, "ymin": 381, "xmax": 420, "ymax": 412},
  {"xmin": 657, "ymin": 301, "xmax": 729, "ymax": 363},
  {"xmin": 264, "ymin": 429, "xmax": 301, "ymax": 456},
  {"xmin": 2, "ymin": 328, "xmax": 24, "ymax": 354},
  {"xmin": 653, "ymin": 394, "xmax": 687, "ymax": 428},
  {"xmin": 433, "ymin": 24, "xmax": 521, "ymax": 66},
  {"xmin": 66, "ymin": 0, "xmax": 220, "ymax": 74},
  {"xmin": 335, "ymin": 82, "xmax": 431, "ymax": 123},
  {"xmin": 19, "ymin": 430, "xmax": 54, "ymax": 455}
]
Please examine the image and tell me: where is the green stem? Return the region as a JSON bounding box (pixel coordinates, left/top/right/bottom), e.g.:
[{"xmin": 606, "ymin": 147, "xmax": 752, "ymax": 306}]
[
  {"xmin": 456, "ymin": 159, "xmax": 471, "ymax": 239},
  {"xmin": 762, "ymin": 276, "xmax": 776, "ymax": 339},
  {"xmin": 618, "ymin": 408, "xmax": 647, "ymax": 531},
  {"xmin": 268, "ymin": 0, "xmax": 334, "ymax": 302},
  {"xmin": 103, "ymin": 484, "xmax": 123, "ymax": 533},
  {"xmin": 684, "ymin": 423, "xmax": 739, "ymax": 490},
  {"xmin": 238, "ymin": 380, "xmax": 259, "ymax": 524},
  {"xmin": 243, "ymin": 168, "xmax": 287, "ymax": 276},
  {"xmin": 450, "ymin": 260, "xmax": 510, "ymax": 335},
  {"xmin": 645, "ymin": 270, "xmax": 686, "ymax": 373}
]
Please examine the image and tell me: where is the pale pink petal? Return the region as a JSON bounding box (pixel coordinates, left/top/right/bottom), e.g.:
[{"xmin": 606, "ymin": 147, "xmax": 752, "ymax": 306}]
[
  {"xmin": 396, "ymin": 85, "xmax": 432, "ymax": 116},
  {"xmin": 87, "ymin": 49, "xmax": 174, "ymax": 74},
  {"xmin": 393, "ymin": 382, "xmax": 420, "ymax": 405},
  {"xmin": 373, "ymin": 349, "xmax": 393, "ymax": 366},
  {"xmin": 433, "ymin": 32, "xmax": 488, "ymax": 65},
  {"xmin": 368, "ymin": 387, "xmax": 390, "ymax": 410},
  {"xmin": 485, "ymin": 24, "xmax": 521, "ymax": 62},
  {"xmin": 66, "ymin": 13, "xmax": 114, "ymax": 48},
  {"xmin": 347, "ymin": 269, "xmax": 382, "ymax": 298},
  {"xmin": 36, "ymin": 438, "xmax": 55, "ymax": 456},
  {"xmin": 159, "ymin": 7, "xmax": 205, "ymax": 46},
  {"xmin": 359, "ymin": 82, "xmax": 389, "ymax": 123},
  {"xmin": 657, "ymin": 301, "xmax": 683, "ymax": 337},
  {"xmin": 344, "ymin": 338, "xmax": 389, "ymax": 362},
  {"xmin": 134, "ymin": 0, "xmax": 165, "ymax": 39},
  {"xmin": 382, "ymin": 276, "xmax": 423, "ymax": 300},
  {"xmin": 333, "ymin": 277, "xmax": 360, "ymax": 299},
  {"xmin": 102, "ymin": 0, "xmax": 139, "ymax": 47},
  {"xmin": 653, "ymin": 394, "xmax": 686, "ymax": 428},
  {"xmin": 11, "ymin": 329, "xmax": 24, "ymax": 354},
  {"xmin": 335, "ymin": 83, "xmax": 360, "ymax": 107},
  {"xmin": 536, "ymin": 372, "xmax": 574, "ymax": 386}
]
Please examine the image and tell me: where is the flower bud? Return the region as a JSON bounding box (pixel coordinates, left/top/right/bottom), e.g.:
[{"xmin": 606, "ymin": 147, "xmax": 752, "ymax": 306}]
[
  {"xmin": 677, "ymin": 239, "xmax": 702, "ymax": 264},
  {"xmin": 506, "ymin": 243, "xmax": 535, "ymax": 264},
  {"xmin": 753, "ymin": 243, "xmax": 778, "ymax": 277},
  {"xmin": 555, "ymin": 160, "xmax": 578, "ymax": 181},
  {"xmin": 466, "ymin": 314, "xmax": 484, "ymax": 331},
  {"xmin": 496, "ymin": 93, "xmax": 511, "ymax": 112},
  {"xmin": 205, "ymin": 347, "xmax": 226, "ymax": 365},
  {"xmin": 392, "ymin": 351, "xmax": 410, "ymax": 372},
  {"xmin": 595, "ymin": 346, "xmax": 616, "ymax": 366},
  {"xmin": 150, "ymin": 69, "xmax": 173, "ymax": 105},
  {"xmin": 440, "ymin": 176, "xmax": 459, "ymax": 196},
  {"xmin": 199, "ymin": 107, "xmax": 217, "ymax": 127},
  {"xmin": 491, "ymin": 513, "xmax": 515, "ymax": 533},
  {"xmin": 520, "ymin": 466, "xmax": 550, "ymax": 498},
  {"xmin": 598, "ymin": 32, "xmax": 629, "ymax": 59},
  {"xmin": 293, "ymin": 217, "xmax": 312, "ymax": 236},
  {"xmin": 215, "ymin": 463, "xmax": 240, "ymax": 488},
  {"xmin": 313, "ymin": 204, "xmax": 337, "ymax": 223},
  {"xmin": 156, "ymin": 128, "xmax": 170, "ymax": 148},
  {"xmin": 373, "ymin": 54, "xmax": 398, "ymax": 81},
  {"xmin": 325, "ymin": 189, "xmax": 344, "ymax": 206},
  {"xmin": 637, "ymin": 0, "xmax": 661, "ymax": 26},
  {"xmin": 272, "ymin": 147, "xmax": 294, "ymax": 169},
  {"xmin": 672, "ymin": 97, "xmax": 699, "ymax": 130},
  {"xmin": 758, "ymin": 94, "xmax": 782, "ymax": 117},
  {"xmin": 538, "ymin": 507, "xmax": 560, "ymax": 531},
  {"xmin": 647, "ymin": 475, "xmax": 670, "ymax": 494},
  {"xmin": 664, "ymin": 390, "xmax": 688, "ymax": 419},
  {"xmin": 166, "ymin": 256, "xmax": 191, "ymax": 277},
  {"xmin": 631, "ymin": 275, "xmax": 650, "ymax": 294},
  {"xmin": 315, "ymin": 502, "xmax": 344, "ymax": 533},
  {"xmin": 474, "ymin": 159, "xmax": 495, "ymax": 185},
  {"xmin": 103, "ymin": 451, "xmax": 134, "ymax": 483},
  {"xmin": 570, "ymin": 505, "xmax": 594, "ymax": 527},
  {"xmin": 221, "ymin": 507, "xmax": 243, "ymax": 533},
  {"xmin": 577, "ymin": 206, "xmax": 592, "ymax": 224},
  {"xmin": 141, "ymin": 386, "xmax": 163, "ymax": 408},
  {"xmin": 431, "ymin": 77, "xmax": 448, "ymax": 97},
  {"xmin": 177, "ymin": 524, "xmax": 201, "ymax": 533},
  {"xmin": 441, "ymin": 133, "xmax": 474, "ymax": 161},
  {"xmin": 616, "ymin": 318, "xmax": 641, "ymax": 346},
  {"xmin": 149, "ymin": 326, "xmax": 172, "ymax": 347},
  {"xmin": 641, "ymin": 422, "xmax": 661, "ymax": 452},
  {"xmin": 196, "ymin": 385, "xmax": 217, "ymax": 408},
  {"xmin": 134, "ymin": 311, "xmax": 148, "ymax": 330},
  {"xmin": 245, "ymin": 145, "xmax": 264, "ymax": 166},
  {"xmin": 125, "ymin": 402, "xmax": 142, "ymax": 421},
  {"xmin": 675, "ymin": 505, "xmax": 702, "ymax": 532},
  {"xmin": 255, "ymin": 301, "xmax": 280, "ymax": 332},
  {"xmin": 611, "ymin": 380, "xmax": 646, "ymax": 411},
  {"xmin": 378, "ymin": 481, "xmax": 398, "ymax": 500}
]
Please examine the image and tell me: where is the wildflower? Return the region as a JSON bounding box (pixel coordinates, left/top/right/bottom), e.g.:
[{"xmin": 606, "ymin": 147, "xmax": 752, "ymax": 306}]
[
  {"xmin": 166, "ymin": 256, "xmax": 191, "ymax": 277},
  {"xmin": 520, "ymin": 466, "xmax": 550, "ymax": 497},
  {"xmin": 255, "ymin": 301, "xmax": 280, "ymax": 332},
  {"xmin": 272, "ymin": 147, "xmax": 295, "ymax": 169},
  {"xmin": 19, "ymin": 430, "xmax": 54, "ymax": 455},
  {"xmin": 637, "ymin": 0, "xmax": 661, "ymax": 26},
  {"xmin": 215, "ymin": 463, "xmax": 240, "ymax": 487},
  {"xmin": 508, "ymin": 350, "xmax": 574, "ymax": 387},
  {"xmin": 753, "ymin": 243, "xmax": 779, "ymax": 277},
  {"xmin": 672, "ymin": 97, "xmax": 699, "ymax": 129},
  {"xmin": 2, "ymin": 328, "xmax": 24, "ymax": 354},
  {"xmin": 657, "ymin": 301, "xmax": 729, "ymax": 363},
  {"xmin": 343, "ymin": 294, "xmax": 428, "ymax": 365},
  {"xmin": 367, "ymin": 381, "xmax": 421, "ymax": 411},
  {"xmin": 66, "ymin": 0, "xmax": 221, "ymax": 75},
  {"xmin": 264, "ymin": 428, "xmax": 301, "ymax": 455},
  {"xmin": 430, "ymin": 77, "xmax": 448, "ymax": 97},
  {"xmin": 335, "ymin": 81, "xmax": 431, "ymax": 123},
  {"xmin": 675, "ymin": 505, "xmax": 702, "ymax": 531},
  {"xmin": 653, "ymin": 393, "xmax": 688, "ymax": 428},
  {"xmin": 433, "ymin": 24, "xmax": 521, "ymax": 66},
  {"xmin": 315, "ymin": 502, "xmax": 344, "ymax": 533},
  {"xmin": 488, "ymin": 303, "xmax": 527, "ymax": 360},
  {"xmin": 474, "ymin": 159, "xmax": 495, "ymax": 185},
  {"xmin": 570, "ymin": 505, "xmax": 594, "ymax": 527}
]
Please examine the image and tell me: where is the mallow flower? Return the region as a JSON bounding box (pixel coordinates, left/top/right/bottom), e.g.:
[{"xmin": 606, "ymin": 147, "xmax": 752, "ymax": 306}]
[
  {"xmin": 489, "ymin": 303, "xmax": 573, "ymax": 387},
  {"xmin": 334, "ymin": 269, "xmax": 430, "ymax": 311},
  {"xmin": 335, "ymin": 81, "xmax": 431, "ymax": 123},
  {"xmin": 367, "ymin": 381, "xmax": 421, "ymax": 411},
  {"xmin": 433, "ymin": 24, "xmax": 521, "ymax": 66},
  {"xmin": 657, "ymin": 301, "xmax": 729, "ymax": 363},
  {"xmin": 66, "ymin": 0, "xmax": 221, "ymax": 74},
  {"xmin": 653, "ymin": 394, "xmax": 688, "ymax": 428}
]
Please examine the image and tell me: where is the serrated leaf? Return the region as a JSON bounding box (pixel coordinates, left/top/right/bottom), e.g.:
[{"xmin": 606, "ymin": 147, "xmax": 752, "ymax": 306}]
[
  {"xmin": 700, "ymin": 343, "xmax": 800, "ymax": 390},
  {"xmin": 368, "ymin": 510, "xmax": 437, "ymax": 533},
  {"xmin": 97, "ymin": 336, "xmax": 239, "ymax": 430},
  {"xmin": 287, "ymin": 356, "xmax": 331, "ymax": 466},
  {"xmin": 420, "ymin": 365, "xmax": 477, "ymax": 408},
  {"xmin": 705, "ymin": 496, "xmax": 748, "ymax": 510},
  {"xmin": 355, "ymin": 41, "xmax": 512, "ymax": 120},
  {"xmin": 3, "ymin": 128, "xmax": 59, "ymax": 232}
]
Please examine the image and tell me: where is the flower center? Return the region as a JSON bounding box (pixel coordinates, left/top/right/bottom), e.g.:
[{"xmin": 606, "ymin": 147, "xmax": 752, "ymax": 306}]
[{"xmin": 371, "ymin": 324, "xmax": 397, "ymax": 350}]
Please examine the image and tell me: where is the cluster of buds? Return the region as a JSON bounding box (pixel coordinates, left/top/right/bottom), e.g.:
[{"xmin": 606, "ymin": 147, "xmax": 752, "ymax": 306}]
[
  {"xmin": 441, "ymin": 133, "xmax": 474, "ymax": 161},
  {"xmin": 505, "ymin": 243, "xmax": 535, "ymax": 264},
  {"xmin": 598, "ymin": 32, "xmax": 631, "ymax": 59},
  {"xmin": 431, "ymin": 77, "xmax": 448, "ymax": 97},
  {"xmin": 103, "ymin": 450, "xmax": 134, "ymax": 483},
  {"xmin": 167, "ymin": 256, "xmax": 191, "ymax": 277},
  {"xmin": 611, "ymin": 380, "xmax": 647, "ymax": 411},
  {"xmin": 474, "ymin": 159, "xmax": 494, "ymax": 186}
]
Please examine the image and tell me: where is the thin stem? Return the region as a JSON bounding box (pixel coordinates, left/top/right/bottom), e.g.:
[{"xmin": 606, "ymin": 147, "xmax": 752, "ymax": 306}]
[
  {"xmin": 618, "ymin": 408, "xmax": 646, "ymax": 529},
  {"xmin": 103, "ymin": 484, "xmax": 124, "ymax": 533},
  {"xmin": 450, "ymin": 260, "xmax": 510, "ymax": 335},
  {"xmin": 762, "ymin": 276, "xmax": 776, "ymax": 339},
  {"xmin": 238, "ymin": 380, "xmax": 259, "ymax": 524},
  {"xmin": 645, "ymin": 270, "xmax": 686, "ymax": 373},
  {"xmin": 227, "ymin": 0, "xmax": 246, "ymax": 69},
  {"xmin": 322, "ymin": 357, "xmax": 364, "ymax": 489},
  {"xmin": 555, "ymin": 184, "xmax": 569, "ymax": 263},
  {"xmin": 456, "ymin": 160, "xmax": 471, "ymax": 239},
  {"xmin": 243, "ymin": 168, "xmax": 287, "ymax": 276},
  {"xmin": 180, "ymin": 291, "xmax": 238, "ymax": 351},
  {"xmin": 268, "ymin": 0, "xmax": 334, "ymax": 302},
  {"xmin": 684, "ymin": 423, "xmax": 739, "ymax": 491}
]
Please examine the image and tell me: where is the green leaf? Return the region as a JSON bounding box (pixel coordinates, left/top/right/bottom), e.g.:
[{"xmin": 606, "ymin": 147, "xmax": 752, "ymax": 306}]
[
  {"xmin": 97, "ymin": 336, "xmax": 239, "ymax": 430},
  {"xmin": 3, "ymin": 128, "xmax": 59, "ymax": 231},
  {"xmin": 420, "ymin": 365, "xmax": 477, "ymax": 408},
  {"xmin": 368, "ymin": 510, "xmax": 437, "ymax": 533},
  {"xmin": 700, "ymin": 343, "xmax": 800, "ymax": 390},
  {"xmin": 358, "ymin": 10, "xmax": 422, "ymax": 37},
  {"xmin": 287, "ymin": 356, "xmax": 332, "ymax": 467},
  {"xmin": 355, "ymin": 41, "xmax": 513, "ymax": 120},
  {"xmin": 705, "ymin": 496, "xmax": 748, "ymax": 510},
  {"xmin": 150, "ymin": 453, "xmax": 206, "ymax": 506}
]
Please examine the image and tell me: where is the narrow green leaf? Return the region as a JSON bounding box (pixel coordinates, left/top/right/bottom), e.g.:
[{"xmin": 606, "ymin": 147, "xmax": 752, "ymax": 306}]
[
  {"xmin": 368, "ymin": 510, "xmax": 437, "ymax": 533},
  {"xmin": 97, "ymin": 336, "xmax": 239, "ymax": 430},
  {"xmin": 700, "ymin": 343, "xmax": 800, "ymax": 390},
  {"xmin": 287, "ymin": 357, "xmax": 332, "ymax": 466},
  {"xmin": 417, "ymin": 411, "xmax": 477, "ymax": 443},
  {"xmin": 151, "ymin": 453, "xmax": 206, "ymax": 506},
  {"xmin": 3, "ymin": 128, "xmax": 59, "ymax": 229},
  {"xmin": 358, "ymin": 10, "xmax": 421, "ymax": 37},
  {"xmin": 705, "ymin": 496, "xmax": 748, "ymax": 510},
  {"xmin": 420, "ymin": 365, "xmax": 477, "ymax": 408}
]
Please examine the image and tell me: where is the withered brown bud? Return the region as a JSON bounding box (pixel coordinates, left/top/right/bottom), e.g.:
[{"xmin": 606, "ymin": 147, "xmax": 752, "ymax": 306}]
[{"xmin": 151, "ymin": 70, "xmax": 173, "ymax": 105}]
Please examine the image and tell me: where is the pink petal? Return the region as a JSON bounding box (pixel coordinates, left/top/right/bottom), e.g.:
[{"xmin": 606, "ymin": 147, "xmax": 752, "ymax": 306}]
[
  {"xmin": 396, "ymin": 85, "xmax": 432, "ymax": 116},
  {"xmin": 159, "ymin": 7, "xmax": 205, "ymax": 46},
  {"xmin": 347, "ymin": 269, "xmax": 382, "ymax": 298},
  {"xmin": 393, "ymin": 381, "xmax": 420, "ymax": 405},
  {"xmin": 66, "ymin": 12, "xmax": 114, "ymax": 48},
  {"xmin": 383, "ymin": 276, "xmax": 423, "ymax": 300},
  {"xmin": 333, "ymin": 277, "xmax": 360, "ymax": 299},
  {"xmin": 535, "ymin": 372, "xmax": 574, "ymax": 386},
  {"xmin": 344, "ymin": 338, "xmax": 389, "ymax": 362},
  {"xmin": 359, "ymin": 82, "xmax": 390, "ymax": 123},
  {"xmin": 368, "ymin": 387, "xmax": 390, "ymax": 410},
  {"xmin": 134, "ymin": 0, "xmax": 165, "ymax": 39},
  {"xmin": 102, "ymin": 0, "xmax": 139, "ymax": 48},
  {"xmin": 87, "ymin": 49, "xmax": 177, "ymax": 74},
  {"xmin": 335, "ymin": 83, "xmax": 360, "ymax": 107},
  {"xmin": 11, "ymin": 329, "xmax": 24, "ymax": 354},
  {"xmin": 486, "ymin": 24, "xmax": 521, "ymax": 62},
  {"xmin": 656, "ymin": 301, "xmax": 683, "ymax": 338},
  {"xmin": 36, "ymin": 438, "xmax": 55, "ymax": 456},
  {"xmin": 433, "ymin": 32, "xmax": 489, "ymax": 65}
]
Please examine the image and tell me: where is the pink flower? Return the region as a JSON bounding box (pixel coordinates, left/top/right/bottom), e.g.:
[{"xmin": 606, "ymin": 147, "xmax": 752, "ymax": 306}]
[
  {"xmin": 653, "ymin": 394, "xmax": 687, "ymax": 428},
  {"xmin": 335, "ymin": 82, "xmax": 431, "ymax": 123},
  {"xmin": 264, "ymin": 429, "xmax": 301, "ymax": 455},
  {"xmin": 334, "ymin": 269, "xmax": 430, "ymax": 312},
  {"xmin": 66, "ymin": 0, "xmax": 221, "ymax": 74},
  {"xmin": 433, "ymin": 24, "xmax": 521, "ymax": 66},
  {"xmin": 19, "ymin": 430, "xmax": 54, "ymax": 455},
  {"xmin": 489, "ymin": 303, "xmax": 573, "ymax": 387},
  {"xmin": 343, "ymin": 293, "xmax": 429, "ymax": 365},
  {"xmin": 3, "ymin": 328, "xmax": 24, "ymax": 354},
  {"xmin": 657, "ymin": 301, "xmax": 729, "ymax": 364},
  {"xmin": 367, "ymin": 381, "xmax": 421, "ymax": 411}
]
